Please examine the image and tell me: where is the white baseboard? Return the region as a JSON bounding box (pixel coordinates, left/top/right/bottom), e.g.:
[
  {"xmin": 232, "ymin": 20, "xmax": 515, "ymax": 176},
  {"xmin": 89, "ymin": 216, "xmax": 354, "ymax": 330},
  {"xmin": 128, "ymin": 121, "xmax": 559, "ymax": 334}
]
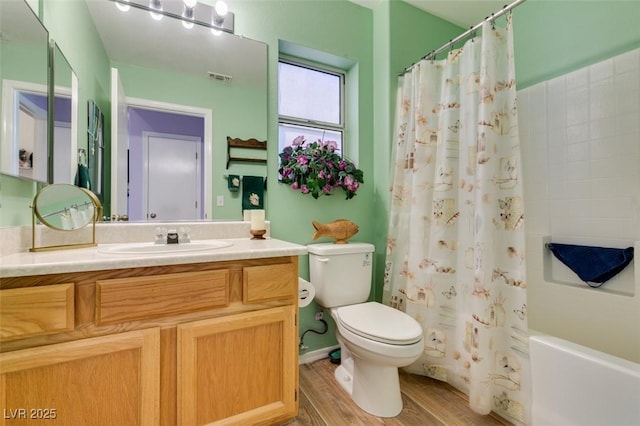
[{"xmin": 299, "ymin": 345, "xmax": 340, "ymax": 365}]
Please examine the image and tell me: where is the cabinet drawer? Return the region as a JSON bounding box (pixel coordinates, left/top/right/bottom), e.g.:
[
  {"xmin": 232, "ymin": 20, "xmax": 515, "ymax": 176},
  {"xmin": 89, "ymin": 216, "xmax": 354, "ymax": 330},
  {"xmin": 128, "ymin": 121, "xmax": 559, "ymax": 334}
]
[
  {"xmin": 96, "ymin": 270, "xmax": 229, "ymax": 325},
  {"xmin": 243, "ymin": 264, "xmax": 297, "ymax": 304},
  {"xmin": 0, "ymin": 283, "xmax": 74, "ymax": 342}
]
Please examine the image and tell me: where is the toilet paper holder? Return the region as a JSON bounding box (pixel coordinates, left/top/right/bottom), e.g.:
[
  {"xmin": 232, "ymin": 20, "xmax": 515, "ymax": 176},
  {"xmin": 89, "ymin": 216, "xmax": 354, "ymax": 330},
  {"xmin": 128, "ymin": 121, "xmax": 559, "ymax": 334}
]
[
  {"xmin": 298, "ymin": 277, "xmax": 315, "ymax": 308},
  {"xmin": 299, "ymin": 288, "xmax": 311, "ymax": 300}
]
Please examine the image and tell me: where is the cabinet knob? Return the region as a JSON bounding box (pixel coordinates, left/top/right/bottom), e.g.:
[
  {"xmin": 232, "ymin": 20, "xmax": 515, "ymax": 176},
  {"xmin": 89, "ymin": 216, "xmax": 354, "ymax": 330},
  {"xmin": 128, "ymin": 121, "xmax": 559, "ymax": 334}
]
[{"xmin": 150, "ymin": 213, "xmax": 157, "ymax": 219}]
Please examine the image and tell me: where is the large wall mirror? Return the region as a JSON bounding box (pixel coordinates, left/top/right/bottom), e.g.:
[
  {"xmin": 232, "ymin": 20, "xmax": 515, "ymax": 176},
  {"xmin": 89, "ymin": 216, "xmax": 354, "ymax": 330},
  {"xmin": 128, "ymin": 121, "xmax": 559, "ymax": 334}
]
[
  {"xmin": 0, "ymin": 0, "xmax": 50, "ymax": 183},
  {"xmin": 51, "ymin": 41, "xmax": 78, "ymax": 185},
  {"xmin": 86, "ymin": 0, "xmax": 268, "ymax": 221}
]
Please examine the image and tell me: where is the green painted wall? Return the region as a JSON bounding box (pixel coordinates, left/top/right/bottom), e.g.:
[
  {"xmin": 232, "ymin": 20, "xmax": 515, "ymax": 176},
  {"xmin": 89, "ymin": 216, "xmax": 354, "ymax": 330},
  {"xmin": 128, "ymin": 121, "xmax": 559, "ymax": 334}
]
[
  {"xmin": 43, "ymin": 0, "xmax": 112, "ymax": 127},
  {"xmin": 42, "ymin": 0, "xmax": 112, "ymax": 213},
  {"xmin": 0, "ymin": 38, "xmax": 49, "ymax": 226},
  {"xmin": 514, "ymin": 0, "xmax": 640, "ymax": 89},
  {"xmin": 371, "ymin": 1, "xmax": 463, "ymax": 304},
  {"xmin": 231, "ymin": 0, "xmax": 375, "ymax": 353},
  {"xmin": 1, "ymin": 43, "xmax": 48, "ymax": 86},
  {"xmin": 1, "ymin": 0, "xmax": 110, "ymax": 226},
  {"xmin": 0, "ymin": 178, "xmax": 38, "ymax": 225}
]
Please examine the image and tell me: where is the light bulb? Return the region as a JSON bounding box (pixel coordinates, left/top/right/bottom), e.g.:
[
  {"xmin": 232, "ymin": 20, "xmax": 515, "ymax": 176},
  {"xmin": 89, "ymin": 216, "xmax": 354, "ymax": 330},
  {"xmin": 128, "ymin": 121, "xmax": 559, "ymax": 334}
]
[
  {"xmin": 212, "ymin": 1, "xmax": 227, "ymax": 27},
  {"xmin": 149, "ymin": 0, "xmax": 163, "ymax": 20},
  {"xmin": 115, "ymin": 0, "xmax": 130, "ymax": 12},
  {"xmin": 214, "ymin": 1, "xmax": 228, "ymax": 17},
  {"xmin": 183, "ymin": 0, "xmax": 197, "ymax": 8},
  {"xmin": 182, "ymin": 20, "xmax": 194, "ymax": 29}
]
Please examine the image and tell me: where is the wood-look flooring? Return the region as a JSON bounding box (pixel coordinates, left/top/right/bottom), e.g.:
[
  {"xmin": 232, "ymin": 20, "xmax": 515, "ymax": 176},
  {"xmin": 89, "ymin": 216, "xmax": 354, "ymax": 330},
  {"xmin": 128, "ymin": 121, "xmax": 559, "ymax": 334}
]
[{"xmin": 283, "ymin": 358, "xmax": 513, "ymax": 426}]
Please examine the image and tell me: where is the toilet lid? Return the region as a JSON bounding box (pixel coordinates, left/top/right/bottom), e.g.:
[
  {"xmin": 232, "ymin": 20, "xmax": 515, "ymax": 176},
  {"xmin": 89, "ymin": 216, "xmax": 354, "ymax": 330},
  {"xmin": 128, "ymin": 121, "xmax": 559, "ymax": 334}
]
[{"xmin": 335, "ymin": 302, "xmax": 423, "ymax": 345}]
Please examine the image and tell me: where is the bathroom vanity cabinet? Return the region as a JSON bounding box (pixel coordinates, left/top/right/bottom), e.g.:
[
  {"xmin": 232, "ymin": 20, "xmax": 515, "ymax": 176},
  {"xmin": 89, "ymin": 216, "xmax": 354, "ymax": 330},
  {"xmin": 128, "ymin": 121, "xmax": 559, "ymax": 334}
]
[{"xmin": 0, "ymin": 254, "xmax": 300, "ymax": 426}]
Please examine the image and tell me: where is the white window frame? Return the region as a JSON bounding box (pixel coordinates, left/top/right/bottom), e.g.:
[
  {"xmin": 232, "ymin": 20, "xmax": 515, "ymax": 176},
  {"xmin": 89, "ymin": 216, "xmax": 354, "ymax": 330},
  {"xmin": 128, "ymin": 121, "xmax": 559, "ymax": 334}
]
[{"xmin": 278, "ymin": 56, "xmax": 346, "ymax": 151}]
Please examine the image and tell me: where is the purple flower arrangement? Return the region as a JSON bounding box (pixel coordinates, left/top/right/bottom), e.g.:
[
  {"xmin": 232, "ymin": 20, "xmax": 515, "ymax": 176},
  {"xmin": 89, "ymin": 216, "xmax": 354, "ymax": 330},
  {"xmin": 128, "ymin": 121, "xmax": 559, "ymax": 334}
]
[{"xmin": 278, "ymin": 136, "xmax": 364, "ymax": 199}]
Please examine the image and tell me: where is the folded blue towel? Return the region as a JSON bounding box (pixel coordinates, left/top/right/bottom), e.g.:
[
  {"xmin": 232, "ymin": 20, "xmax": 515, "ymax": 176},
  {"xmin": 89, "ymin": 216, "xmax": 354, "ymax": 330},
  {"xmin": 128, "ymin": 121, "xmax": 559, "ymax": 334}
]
[{"xmin": 546, "ymin": 243, "xmax": 634, "ymax": 287}]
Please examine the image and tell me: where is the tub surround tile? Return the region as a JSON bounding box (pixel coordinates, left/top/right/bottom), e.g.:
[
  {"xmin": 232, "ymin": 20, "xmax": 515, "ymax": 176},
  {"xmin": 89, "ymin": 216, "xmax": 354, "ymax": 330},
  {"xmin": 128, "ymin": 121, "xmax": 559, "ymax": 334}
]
[{"xmin": 520, "ymin": 47, "xmax": 640, "ymax": 363}]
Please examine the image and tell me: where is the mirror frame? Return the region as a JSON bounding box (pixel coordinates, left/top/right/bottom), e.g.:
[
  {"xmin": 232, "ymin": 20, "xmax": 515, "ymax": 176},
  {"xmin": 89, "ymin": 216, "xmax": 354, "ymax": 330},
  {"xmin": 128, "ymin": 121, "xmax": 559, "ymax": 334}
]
[
  {"xmin": 31, "ymin": 183, "xmax": 103, "ymax": 252},
  {"xmin": 87, "ymin": 0, "xmax": 267, "ymax": 221}
]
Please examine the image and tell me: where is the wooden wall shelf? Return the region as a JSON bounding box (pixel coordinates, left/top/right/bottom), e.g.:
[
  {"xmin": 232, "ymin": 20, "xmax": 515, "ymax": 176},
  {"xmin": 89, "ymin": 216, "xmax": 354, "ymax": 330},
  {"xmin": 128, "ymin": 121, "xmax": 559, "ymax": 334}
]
[{"xmin": 226, "ymin": 137, "xmax": 267, "ymax": 169}]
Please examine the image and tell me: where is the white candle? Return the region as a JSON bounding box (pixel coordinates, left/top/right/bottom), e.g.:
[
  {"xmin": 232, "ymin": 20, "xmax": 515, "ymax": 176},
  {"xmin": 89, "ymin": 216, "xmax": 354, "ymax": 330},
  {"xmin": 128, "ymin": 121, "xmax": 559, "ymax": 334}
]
[
  {"xmin": 250, "ymin": 209, "xmax": 265, "ymax": 230},
  {"xmin": 243, "ymin": 210, "xmax": 251, "ymax": 221}
]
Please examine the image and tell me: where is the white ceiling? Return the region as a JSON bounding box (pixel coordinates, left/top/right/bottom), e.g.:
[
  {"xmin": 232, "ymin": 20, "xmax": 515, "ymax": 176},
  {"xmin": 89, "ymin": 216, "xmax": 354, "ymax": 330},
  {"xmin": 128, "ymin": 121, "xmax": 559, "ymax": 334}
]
[
  {"xmin": 404, "ymin": 0, "xmax": 508, "ymax": 28},
  {"xmin": 350, "ymin": 0, "xmax": 508, "ymax": 28}
]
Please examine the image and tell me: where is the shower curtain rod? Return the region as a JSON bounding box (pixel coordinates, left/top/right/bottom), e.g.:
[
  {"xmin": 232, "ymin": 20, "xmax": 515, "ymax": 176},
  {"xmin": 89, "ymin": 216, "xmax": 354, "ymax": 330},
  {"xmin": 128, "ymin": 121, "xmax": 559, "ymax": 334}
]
[{"xmin": 400, "ymin": 0, "xmax": 527, "ymax": 76}]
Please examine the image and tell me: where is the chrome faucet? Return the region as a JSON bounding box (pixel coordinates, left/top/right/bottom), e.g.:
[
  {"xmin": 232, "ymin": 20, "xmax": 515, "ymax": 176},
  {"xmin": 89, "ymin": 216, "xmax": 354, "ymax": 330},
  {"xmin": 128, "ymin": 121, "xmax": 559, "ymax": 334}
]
[
  {"xmin": 154, "ymin": 226, "xmax": 190, "ymax": 244},
  {"xmin": 154, "ymin": 227, "xmax": 167, "ymax": 244},
  {"xmin": 178, "ymin": 227, "xmax": 191, "ymax": 243}
]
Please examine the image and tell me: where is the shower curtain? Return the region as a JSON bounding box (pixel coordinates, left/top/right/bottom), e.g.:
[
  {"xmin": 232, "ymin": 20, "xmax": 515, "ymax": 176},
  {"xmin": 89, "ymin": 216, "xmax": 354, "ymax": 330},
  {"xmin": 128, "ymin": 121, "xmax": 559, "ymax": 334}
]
[{"xmin": 384, "ymin": 16, "xmax": 530, "ymax": 424}]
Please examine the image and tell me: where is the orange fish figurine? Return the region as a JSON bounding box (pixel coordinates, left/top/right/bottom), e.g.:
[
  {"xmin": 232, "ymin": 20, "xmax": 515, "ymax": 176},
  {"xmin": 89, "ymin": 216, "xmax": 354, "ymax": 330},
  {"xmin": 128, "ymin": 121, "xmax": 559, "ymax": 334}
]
[{"xmin": 312, "ymin": 219, "xmax": 359, "ymax": 244}]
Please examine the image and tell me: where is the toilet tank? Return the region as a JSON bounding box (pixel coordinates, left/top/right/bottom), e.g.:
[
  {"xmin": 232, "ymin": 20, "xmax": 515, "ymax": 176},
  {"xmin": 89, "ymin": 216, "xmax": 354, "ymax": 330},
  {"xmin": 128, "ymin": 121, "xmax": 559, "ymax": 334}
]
[{"xmin": 308, "ymin": 243, "xmax": 374, "ymax": 308}]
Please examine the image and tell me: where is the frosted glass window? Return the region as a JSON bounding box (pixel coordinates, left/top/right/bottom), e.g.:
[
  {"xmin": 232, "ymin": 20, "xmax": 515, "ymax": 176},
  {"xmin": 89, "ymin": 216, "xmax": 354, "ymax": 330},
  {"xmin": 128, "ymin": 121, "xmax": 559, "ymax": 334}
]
[
  {"xmin": 278, "ymin": 123, "xmax": 342, "ymax": 156},
  {"xmin": 278, "ymin": 61, "xmax": 342, "ymax": 125}
]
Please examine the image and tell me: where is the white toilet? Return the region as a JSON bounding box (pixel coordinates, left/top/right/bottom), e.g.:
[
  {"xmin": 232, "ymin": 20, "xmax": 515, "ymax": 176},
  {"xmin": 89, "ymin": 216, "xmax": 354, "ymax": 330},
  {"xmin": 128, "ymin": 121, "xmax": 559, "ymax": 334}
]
[{"xmin": 308, "ymin": 242, "xmax": 424, "ymax": 418}]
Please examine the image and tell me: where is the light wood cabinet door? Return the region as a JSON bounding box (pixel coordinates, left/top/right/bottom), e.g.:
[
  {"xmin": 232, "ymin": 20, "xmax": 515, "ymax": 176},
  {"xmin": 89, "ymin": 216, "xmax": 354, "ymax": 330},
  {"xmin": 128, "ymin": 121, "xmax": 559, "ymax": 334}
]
[
  {"xmin": 177, "ymin": 306, "xmax": 298, "ymax": 426},
  {"xmin": 0, "ymin": 328, "xmax": 160, "ymax": 426}
]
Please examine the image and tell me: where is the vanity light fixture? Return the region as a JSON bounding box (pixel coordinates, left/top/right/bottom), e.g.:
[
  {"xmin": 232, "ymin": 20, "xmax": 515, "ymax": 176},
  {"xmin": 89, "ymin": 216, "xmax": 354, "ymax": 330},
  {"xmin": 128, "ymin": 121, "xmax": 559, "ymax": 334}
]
[
  {"xmin": 149, "ymin": 0, "xmax": 163, "ymax": 20},
  {"xmin": 110, "ymin": 0, "xmax": 235, "ymax": 34}
]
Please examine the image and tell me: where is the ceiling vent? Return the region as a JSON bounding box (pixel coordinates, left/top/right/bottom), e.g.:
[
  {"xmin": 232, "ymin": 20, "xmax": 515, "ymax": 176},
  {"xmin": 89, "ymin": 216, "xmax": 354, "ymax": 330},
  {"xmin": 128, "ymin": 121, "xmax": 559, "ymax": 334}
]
[{"xmin": 208, "ymin": 72, "xmax": 232, "ymax": 83}]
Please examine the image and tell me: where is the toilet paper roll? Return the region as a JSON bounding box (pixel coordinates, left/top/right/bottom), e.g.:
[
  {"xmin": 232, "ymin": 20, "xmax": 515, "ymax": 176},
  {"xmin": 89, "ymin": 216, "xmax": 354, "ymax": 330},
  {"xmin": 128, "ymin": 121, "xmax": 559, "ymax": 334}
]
[{"xmin": 298, "ymin": 277, "xmax": 315, "ymax": 308}]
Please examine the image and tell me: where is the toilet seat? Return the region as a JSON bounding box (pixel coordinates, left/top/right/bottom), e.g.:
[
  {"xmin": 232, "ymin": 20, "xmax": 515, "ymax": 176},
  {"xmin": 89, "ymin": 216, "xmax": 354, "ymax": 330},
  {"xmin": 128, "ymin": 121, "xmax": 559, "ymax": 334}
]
[{"xmin": 334, "ymin": 302, "xmax": 423, "ymax": 345}]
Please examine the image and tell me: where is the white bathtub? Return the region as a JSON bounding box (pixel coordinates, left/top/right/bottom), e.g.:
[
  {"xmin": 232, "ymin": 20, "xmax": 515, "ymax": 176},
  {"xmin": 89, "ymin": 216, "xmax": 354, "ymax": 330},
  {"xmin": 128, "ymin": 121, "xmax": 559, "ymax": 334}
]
[{"xmin": 529, "ymin": 335, "xmax": 640, "ymax": 426}]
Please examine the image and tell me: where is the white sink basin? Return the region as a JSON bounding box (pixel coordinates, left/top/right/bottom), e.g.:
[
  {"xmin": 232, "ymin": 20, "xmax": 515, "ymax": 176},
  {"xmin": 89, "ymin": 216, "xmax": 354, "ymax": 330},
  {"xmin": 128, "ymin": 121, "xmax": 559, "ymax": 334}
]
[{"xmin": 98, "ymin": 240, "xmax": 233, "ymax": 255}]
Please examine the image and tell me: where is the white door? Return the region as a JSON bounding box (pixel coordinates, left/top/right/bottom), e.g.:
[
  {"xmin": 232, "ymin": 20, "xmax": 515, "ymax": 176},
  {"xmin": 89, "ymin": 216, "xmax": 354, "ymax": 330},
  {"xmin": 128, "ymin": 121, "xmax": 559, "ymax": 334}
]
[
  {"xmin": 110, "ymin": 67, "xmax": 129, "ymax": 217},
  {"xmin": 53, "ymin": 123, "xmax": 72, "ymax": 183},
  {"xmin": 124, "ymin": 98, "xmax": 212, "ymax": 220},
  {"xmin": 144, "ymin": 134, "xmax": 202, "ymax": 221},
  {"xmin": 16, "ymin": 94, "xmax": 48, "ymax": 182}
]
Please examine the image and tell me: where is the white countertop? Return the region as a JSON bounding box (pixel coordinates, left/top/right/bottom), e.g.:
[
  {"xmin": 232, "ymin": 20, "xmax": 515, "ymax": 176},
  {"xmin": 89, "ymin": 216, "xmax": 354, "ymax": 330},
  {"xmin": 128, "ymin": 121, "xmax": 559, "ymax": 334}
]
[{"xmin": 0, "ymin": 238, "xmax": 308, "ymax": 278}]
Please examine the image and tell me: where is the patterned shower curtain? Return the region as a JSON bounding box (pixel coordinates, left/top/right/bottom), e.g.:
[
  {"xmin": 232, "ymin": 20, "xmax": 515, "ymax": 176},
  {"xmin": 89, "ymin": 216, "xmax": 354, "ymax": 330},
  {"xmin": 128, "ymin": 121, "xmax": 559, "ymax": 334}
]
[{"xmin": 384, "ymin": 17, "xmax": 530, "ymax": 424}]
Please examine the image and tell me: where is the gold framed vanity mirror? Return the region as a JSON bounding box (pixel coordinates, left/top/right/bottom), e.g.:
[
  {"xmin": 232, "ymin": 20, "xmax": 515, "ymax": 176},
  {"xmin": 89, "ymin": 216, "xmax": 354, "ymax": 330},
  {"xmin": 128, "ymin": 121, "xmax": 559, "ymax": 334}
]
[{"xmin": 31, "ymin": 183, "xmax": 103, "ymax": 252}]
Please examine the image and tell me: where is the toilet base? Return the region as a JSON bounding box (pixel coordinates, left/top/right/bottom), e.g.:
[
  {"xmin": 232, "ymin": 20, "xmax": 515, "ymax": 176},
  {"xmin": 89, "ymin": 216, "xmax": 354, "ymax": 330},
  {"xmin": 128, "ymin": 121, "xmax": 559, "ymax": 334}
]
[
  {"xmin": 334, "ymin": 360, "xmax": 354, "ymax": 395},
  {"xmin": 334, "ymin": 355, "xmax": 403, "ymax": 418}
]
